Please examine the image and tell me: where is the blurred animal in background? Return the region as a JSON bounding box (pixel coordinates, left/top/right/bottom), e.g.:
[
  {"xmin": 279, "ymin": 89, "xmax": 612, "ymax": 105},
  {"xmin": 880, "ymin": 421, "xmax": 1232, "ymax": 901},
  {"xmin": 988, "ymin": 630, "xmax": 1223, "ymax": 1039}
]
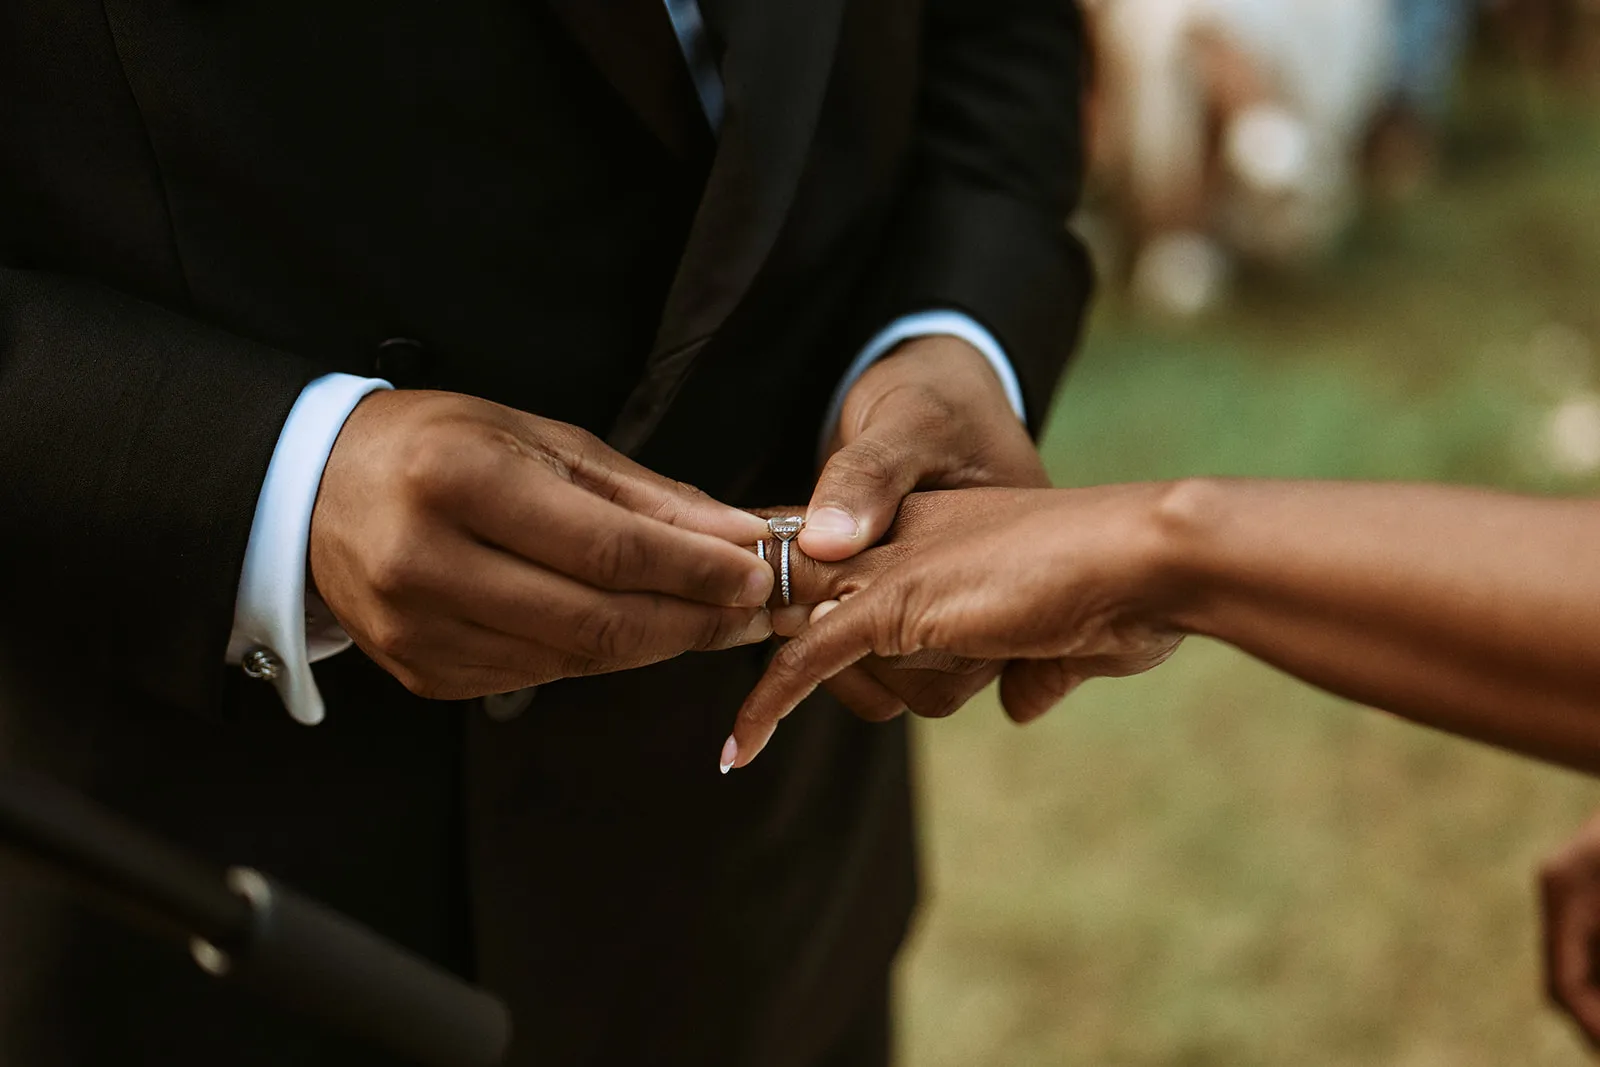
[{"xmin": 1082, "ymin": 0, "xmax": 1400, "ymax": 316}]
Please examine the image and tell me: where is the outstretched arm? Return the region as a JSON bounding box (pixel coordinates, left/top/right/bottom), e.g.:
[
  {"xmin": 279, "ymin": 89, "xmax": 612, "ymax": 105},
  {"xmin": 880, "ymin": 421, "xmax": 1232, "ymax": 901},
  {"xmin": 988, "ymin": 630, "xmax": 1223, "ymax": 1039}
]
[
  {"xmin": 1153, "ymin": 479, "xmax": 1600, "ymax": 769},
  {"xmin": 729, "ymin": 481, "xmax": 1600, "ymax": 771}
]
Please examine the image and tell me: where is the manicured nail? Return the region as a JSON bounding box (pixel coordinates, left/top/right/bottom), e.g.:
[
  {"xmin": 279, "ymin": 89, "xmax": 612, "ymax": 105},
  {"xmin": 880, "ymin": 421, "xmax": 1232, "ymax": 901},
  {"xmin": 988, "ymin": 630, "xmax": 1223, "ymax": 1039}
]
[
  {"xmin": 806, "ymin": 507, "xmax": 858, "ymax": 540},
  {"xmin": 810, "ymin": 600, "xmax": 841, "ymax": 624},
  {"xmin": 719, "ymin": 735, "xmax": 738, "ymax": 774}
]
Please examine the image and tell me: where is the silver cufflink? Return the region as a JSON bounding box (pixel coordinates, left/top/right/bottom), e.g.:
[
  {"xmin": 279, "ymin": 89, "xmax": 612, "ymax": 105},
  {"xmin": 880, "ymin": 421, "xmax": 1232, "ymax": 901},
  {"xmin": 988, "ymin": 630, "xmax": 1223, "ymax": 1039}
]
[{"xmin": 242, "ymin": 647, "xmax": 283, "ymax": 682}]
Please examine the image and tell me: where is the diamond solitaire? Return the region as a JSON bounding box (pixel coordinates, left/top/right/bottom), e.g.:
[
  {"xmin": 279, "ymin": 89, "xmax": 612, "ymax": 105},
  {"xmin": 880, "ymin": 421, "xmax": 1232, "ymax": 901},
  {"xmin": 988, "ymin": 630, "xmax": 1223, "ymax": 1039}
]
[{"xmin": 767, "ymin": 516, "xmax": 805, "ymax": 540}]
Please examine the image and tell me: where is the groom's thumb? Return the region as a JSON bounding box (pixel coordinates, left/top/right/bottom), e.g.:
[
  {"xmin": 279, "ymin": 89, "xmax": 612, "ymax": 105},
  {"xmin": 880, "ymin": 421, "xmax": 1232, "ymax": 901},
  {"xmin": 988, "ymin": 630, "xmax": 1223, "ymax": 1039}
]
[{"xmin": 801, "ymin": 431, "xmax": 922, "ymax": 561}]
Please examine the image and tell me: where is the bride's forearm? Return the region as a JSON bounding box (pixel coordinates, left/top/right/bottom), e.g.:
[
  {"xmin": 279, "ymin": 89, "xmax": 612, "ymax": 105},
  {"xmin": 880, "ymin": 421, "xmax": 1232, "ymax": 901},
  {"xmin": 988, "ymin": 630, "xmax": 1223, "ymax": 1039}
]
[{"xmin": 1148, "ymin": 479, "xmax": 1600, "ymax": 771}]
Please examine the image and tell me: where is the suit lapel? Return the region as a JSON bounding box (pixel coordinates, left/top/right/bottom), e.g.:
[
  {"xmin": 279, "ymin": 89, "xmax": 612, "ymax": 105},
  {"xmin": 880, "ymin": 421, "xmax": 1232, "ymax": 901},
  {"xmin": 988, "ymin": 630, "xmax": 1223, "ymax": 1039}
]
[
  {"xmin": 545, "ymin": 0, "xmax": 715, "ymax": 164},
  {"xmin": 607, "ymin": 0, "xmax": 850, "ymax": 454}
]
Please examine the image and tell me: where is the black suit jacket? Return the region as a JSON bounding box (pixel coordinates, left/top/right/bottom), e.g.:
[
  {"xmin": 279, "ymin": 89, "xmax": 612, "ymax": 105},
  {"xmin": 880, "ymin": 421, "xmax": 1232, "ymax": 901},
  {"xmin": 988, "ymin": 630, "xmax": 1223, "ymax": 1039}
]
[{"xmin": 0, "ymin": 0, "xmax": 1091, "ymax": 1063}]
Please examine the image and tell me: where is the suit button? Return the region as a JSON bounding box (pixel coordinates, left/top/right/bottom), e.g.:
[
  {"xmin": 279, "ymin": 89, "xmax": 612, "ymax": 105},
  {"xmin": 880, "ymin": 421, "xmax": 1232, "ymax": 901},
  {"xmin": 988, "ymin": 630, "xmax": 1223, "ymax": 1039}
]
[
  {"xmin": 374, "ymin": 337, "xmax": 428, "ymax": 387},
  {"xmin": 482, "ymin": 688, "xmax": 537, "ymax": 722}
]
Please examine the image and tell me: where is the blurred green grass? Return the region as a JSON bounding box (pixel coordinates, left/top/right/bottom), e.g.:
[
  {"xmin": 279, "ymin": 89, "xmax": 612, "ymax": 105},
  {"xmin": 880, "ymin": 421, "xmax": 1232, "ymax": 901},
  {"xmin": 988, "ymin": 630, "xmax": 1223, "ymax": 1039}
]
[{"xmin": 900, "ymin": 85, "xmax": 1600, "ymax": 1066}]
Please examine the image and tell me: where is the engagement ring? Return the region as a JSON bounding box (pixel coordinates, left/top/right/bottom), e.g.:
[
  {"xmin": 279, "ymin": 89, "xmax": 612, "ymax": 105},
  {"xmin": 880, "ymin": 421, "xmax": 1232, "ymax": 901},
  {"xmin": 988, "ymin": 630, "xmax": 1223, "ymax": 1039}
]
[{"xmin": 763, "ymin": 515, "xmax": 805, "ymax": 606}]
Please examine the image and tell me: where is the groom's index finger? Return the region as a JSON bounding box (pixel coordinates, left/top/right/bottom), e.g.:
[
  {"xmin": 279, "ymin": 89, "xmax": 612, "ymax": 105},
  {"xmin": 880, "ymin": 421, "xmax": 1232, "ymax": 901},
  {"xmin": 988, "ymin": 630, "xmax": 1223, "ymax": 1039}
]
[
  {"xmin": 465, "ymin": 473, "xmax": 774, "ymax": 608},
  {"xmin": 730, "ymin": 598, "xmax": 879, "ymax": 768},
  {"xmin": 563, "ymin": 431, "xmax": 772, "ymax": 545}
]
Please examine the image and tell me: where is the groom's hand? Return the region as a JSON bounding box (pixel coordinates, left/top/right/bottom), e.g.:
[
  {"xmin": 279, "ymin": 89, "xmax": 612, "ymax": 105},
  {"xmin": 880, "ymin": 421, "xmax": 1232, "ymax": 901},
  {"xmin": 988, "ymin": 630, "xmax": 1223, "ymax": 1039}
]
[
  {"xmin": 802, "ymin": 334, "xmax": 1047, "ymax": 558},
  {"xmin": 795, "ymin": 335, "xmax": 1048, "ymax": 720},
  {"xmin": 310, "ymin": 390, "xmax": 774, "ymax": 700}
]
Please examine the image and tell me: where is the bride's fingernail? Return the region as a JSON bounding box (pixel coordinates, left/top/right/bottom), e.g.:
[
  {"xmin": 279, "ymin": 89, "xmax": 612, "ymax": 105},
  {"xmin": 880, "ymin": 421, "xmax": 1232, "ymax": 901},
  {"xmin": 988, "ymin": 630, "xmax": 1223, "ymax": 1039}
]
[
  {"xmin": 719, "ymin": 736, "xmax": 739, "ymax": 774},
  {"xmin": 810, "ymin": 600, "xmax": 841, "ymax": 623}
]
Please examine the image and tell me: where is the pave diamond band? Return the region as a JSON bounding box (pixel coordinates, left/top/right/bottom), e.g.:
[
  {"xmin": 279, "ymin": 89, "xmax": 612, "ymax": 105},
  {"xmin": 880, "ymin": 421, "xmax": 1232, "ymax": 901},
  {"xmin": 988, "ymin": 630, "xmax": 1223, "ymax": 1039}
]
[{"xmin": 764, "ymin": 515, "xmax": 805, "ymax": 606}]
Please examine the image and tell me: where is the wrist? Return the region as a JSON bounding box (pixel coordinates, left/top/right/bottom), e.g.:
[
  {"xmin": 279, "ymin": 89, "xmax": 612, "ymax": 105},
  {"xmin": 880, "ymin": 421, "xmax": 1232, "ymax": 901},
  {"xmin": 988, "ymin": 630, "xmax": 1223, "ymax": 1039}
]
[
  {"xmin": 1143, "ymin": 477, "xmax": 1235, "ymax": 638},
  {"xmin": 848, "ymin": 336, "xmax": 1013, "ymax": 426},
  {"xmin": 895, "ymin": 334, "xmax": 1012, "ymax": 402}
]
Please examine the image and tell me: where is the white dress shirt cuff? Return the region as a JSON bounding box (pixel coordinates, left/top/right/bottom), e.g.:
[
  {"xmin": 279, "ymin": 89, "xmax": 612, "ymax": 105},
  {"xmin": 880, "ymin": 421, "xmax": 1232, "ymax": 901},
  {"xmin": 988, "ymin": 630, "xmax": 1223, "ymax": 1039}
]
[
  {"xmin": 820, "ymin": 310, "xmax": 1026, "ymax": 453},
  {"xmin": 227, "ymin": 373, "xmax": 392, "ymax": 725}
]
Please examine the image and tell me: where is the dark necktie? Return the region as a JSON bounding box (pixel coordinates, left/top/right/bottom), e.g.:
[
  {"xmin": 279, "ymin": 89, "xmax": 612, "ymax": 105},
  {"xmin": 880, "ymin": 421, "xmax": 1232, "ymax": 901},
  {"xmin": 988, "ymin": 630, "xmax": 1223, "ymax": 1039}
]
[{"xmin": 546, "ymin": 0, "xmax": 716, "ymax": 166}]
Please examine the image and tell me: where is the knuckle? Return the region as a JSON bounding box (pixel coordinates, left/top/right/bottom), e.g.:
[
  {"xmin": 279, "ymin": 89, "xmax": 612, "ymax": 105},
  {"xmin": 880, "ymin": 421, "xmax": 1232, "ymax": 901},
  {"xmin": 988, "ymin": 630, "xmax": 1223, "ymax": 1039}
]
[
  {"xmin": 862, "ymin": 592, "xmax": 913, "ymax": 660},
  {"xmin": 365, "ymin": 556, "xmax": 407, "ymax": 600},
  {"xmin": 897, "ymin": 585, "xmax": 947, "ymax": 655},
  {"xmin": 584, "ymin": 527, "xmax": 643, "ymax": 589},
  {"xmin": 556, "ymin": 422, "xmax": 602, "ymax": 455},
  {"xmin": 397, "ymin": 421, "xmax": 468, "ymax": 505},
  {"xmin": 545, "ymin": 424, "xmax": 605, "ymax": 483},
  {"xmin": 535, "ymin": 417, "xmax": 588, "ymax": 455},
  {"xmin": 644, "ymin": 479, "xmax": 719, "ymax": 531},
  {"xmin": 572, "ymin": 605, "xmax": 643, "ymax": 663},
  {"xmin": 738, "ymin": 702, "xmax": 775, "ymax": 729},
  {"xmin": 771, "ymin": 637, "xmax": 821, "ymax": 685},
  {"xmin": 364, "ymin": 610, "xmax": 418, "ymax": 663},
  {"xmin": 365, "ymin": 534, "xmax": 423, "ymax": 599},
  {"xmin": 652, "ymin": 479, "xmax": 710, "ymax": 521},
  {"xmin": 673, "ymin": 479, "xmax": 711, "ymax": 503}
]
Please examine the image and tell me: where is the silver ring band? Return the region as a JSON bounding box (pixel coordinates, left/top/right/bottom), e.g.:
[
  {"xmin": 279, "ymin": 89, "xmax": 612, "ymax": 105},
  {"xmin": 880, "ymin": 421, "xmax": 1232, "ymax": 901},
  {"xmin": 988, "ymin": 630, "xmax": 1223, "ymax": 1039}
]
[{"xmin": 766, "ymin": 516, "xmax": 805, "ymax": 608}]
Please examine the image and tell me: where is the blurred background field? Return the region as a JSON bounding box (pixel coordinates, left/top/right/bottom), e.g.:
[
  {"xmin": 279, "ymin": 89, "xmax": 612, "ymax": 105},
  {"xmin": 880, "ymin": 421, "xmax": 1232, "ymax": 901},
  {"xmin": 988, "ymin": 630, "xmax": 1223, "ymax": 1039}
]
[{"xmin": 899, "ymin": 68, "xmax": 1600, "ymax": 1066}]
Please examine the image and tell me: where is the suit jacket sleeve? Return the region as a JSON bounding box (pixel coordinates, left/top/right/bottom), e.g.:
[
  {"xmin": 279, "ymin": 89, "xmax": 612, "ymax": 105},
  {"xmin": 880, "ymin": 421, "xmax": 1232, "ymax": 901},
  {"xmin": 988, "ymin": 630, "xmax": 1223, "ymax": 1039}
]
[
  {"xmin": 0, "ymin": 267, "xmax": 322, "ymax": 713},
  {"xmin": 854, "ymin": 0, "xmax": 1094, "ymax": 436}
]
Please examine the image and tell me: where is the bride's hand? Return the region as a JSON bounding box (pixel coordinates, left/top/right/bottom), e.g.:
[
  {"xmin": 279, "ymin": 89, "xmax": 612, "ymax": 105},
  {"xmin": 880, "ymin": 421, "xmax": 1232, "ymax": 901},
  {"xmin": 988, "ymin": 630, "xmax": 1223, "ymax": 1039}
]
[{"xmin": 728, "ymin": 485, "xmax": 1188, "ymax": 769}]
